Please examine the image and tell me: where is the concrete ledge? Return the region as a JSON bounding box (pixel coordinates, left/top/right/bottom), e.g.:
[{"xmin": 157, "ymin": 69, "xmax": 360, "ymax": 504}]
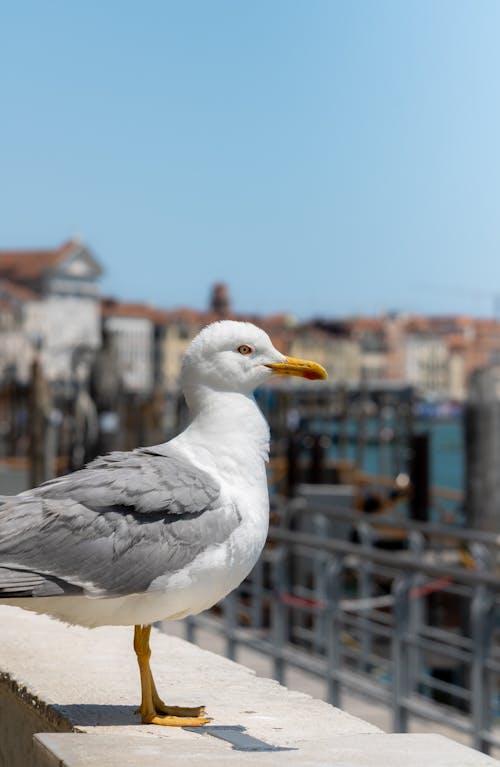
[
  {"xmin": 33, "ymin": 732, "xmax": 500, "ymax": 767},
  {"xmin": 0, "ymin": 606, "xmax": 497, "ymax": 766}
]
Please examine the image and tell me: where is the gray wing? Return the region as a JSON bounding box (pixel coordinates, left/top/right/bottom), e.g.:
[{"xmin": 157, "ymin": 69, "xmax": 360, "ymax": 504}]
[{"xmin": 0, "ymin": 446, "xmax": 239, "ymax": 598}]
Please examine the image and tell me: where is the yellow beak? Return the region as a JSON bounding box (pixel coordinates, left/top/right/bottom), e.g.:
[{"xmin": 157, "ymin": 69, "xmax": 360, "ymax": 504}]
[{"xmin": 265, "ymin": 356, "xmax": 328, "ymax": 381}]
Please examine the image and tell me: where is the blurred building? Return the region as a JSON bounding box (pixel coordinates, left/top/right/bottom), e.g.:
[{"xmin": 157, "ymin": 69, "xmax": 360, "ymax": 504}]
[
  {"xmin": 290, "ymin": 322, "xmax": 360, "ymax": 385},
  {"xmin": 404, "ymin": 334, "xmax": 450, "ymax": 399},
  {"xmin": 0, "ymin": 280, "xmax": 35, "ymax": 382},
  {"xmin": 401, "ymin": 316, "xmax": 497, "ymax": 401},
  {"xmin": 158, "ymin": 309, "xmax": 206, "ymax": 392},
  {"xmin": 101, "ymin": 300, "xmax": 159, "ymax": 396},
  {"xmin": 0, "ymin": 239, "xmax": 102, "ymax": 382},
  {"xmin": 311, "ymin": 313, "xmax": 500, "ymax": 401},
  {"xmin": 348, "ymin": 317, "xmax": 390, "ymax": 382}
]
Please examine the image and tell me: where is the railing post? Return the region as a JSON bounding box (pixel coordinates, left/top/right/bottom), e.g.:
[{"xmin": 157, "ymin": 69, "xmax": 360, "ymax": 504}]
[
  {"xmin": 325, "ymin": 556, "xmax": 344, "ymax": 707},
  {"xmin": 185, "ymin": 616, "xmax": 196, "ymax": 644},
  {"xmin": 392, "ymin": 574, "xmax": 412, "ymax": 732},
  {"xmin": 225, "ymin": 590, "xmax": 238, "ymax": 661},
  {"xmin": 270, "ymin": 546, "xmax": 288, "ymax": 685},
  {"xmin": 250, "ymin": 554, "xmax": 265, "ymax": 629},
  {"xmin": 408, "ymin": 531, "xmax": 425, "ymax": 697},
  {"xmin": 312, "ymin": 513, "xmax": 331, "ymax": 655},
  {"xmin": 470, "ymin": 544, "xmax": 495, "ymax": 754},
  {"xmin": 357, "ymin": 521, "xmax": 375, "ymax": 673}
]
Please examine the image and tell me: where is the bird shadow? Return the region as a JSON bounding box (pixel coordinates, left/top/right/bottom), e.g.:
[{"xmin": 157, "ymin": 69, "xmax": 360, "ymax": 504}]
[
  {"xmin": 186, "ymin": 724, "xmax": 297, "ymax": 752},
  {"xmin": 52, "ymin": 706, "xmax": 296, "ymax": 751}
]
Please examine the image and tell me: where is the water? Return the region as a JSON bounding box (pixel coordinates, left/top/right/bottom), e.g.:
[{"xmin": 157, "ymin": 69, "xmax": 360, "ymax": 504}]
[
  {"xmin": 320, "ymin": 415, "xmax": 464, "ymax": 492},
  {"xmin": 424, "ymin": 418, "xmax": 463, "ymax": 491},
  {"xmin": 323, "ymin": 415, "xmax": 465, "ymax": 522}
]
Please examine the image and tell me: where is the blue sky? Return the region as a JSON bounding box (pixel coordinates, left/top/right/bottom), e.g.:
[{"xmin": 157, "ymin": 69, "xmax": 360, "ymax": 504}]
[{"xmin": 1, "ymin": 1, "xmax": 500, "ymax": 319}]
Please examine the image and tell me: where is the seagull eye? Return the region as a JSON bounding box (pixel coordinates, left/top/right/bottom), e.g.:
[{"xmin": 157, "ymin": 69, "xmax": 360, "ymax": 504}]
[{"xmin": 237, "ymin": 344, "xmax": 253, "ymax": 355}]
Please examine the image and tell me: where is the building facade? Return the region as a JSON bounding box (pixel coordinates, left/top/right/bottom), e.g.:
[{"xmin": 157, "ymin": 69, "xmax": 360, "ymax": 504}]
[{"xmin": 0, "ymin": 240, "xmax": 102, "ymax": 383}]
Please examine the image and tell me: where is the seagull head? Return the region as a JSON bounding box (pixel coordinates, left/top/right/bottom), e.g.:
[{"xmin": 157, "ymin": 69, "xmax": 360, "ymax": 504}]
[{"xmin": 181, "ymin": 321, "xmax": 327, "ymax": 402}]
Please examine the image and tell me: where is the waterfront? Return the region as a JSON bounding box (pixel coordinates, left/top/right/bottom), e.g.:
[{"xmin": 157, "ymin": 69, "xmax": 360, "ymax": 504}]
[
  {"xmin": 357, "ymin": 416, "xmax": 463, "ymax": 492},
  {"xmin": 312, "ymin": 411, "xmax": 465, "ymax": 523},
  {"xmin": 423, "ymin": 417, "xmax": 463, "ymax": 491},
  {"xmin": 310, "ymin": 413, "xmax": 464, "ymax": 491}
]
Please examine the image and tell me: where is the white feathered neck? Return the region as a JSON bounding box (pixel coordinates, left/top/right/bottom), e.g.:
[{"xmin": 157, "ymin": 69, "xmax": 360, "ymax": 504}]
[{"xmin": 174, "ymin": 389, "xmax": 270, "ymax": 483}]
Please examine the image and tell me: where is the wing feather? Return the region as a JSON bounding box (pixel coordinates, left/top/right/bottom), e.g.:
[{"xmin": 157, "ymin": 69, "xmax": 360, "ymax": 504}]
[{"xmin": 0, "ymin": 446, "xmax": 239, "ymax": 598}]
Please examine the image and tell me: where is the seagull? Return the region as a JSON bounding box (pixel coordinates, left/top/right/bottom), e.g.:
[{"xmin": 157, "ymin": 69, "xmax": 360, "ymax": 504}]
[{"xmin": 0, "ymin": 321, "xmax": 326, "ymax": 726}]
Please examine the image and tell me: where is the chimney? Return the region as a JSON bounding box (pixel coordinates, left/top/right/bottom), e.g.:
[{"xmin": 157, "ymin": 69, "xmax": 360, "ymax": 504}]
[{"xmin": 210, "ymin": 282, "xmax": 231, "ymax": 317}]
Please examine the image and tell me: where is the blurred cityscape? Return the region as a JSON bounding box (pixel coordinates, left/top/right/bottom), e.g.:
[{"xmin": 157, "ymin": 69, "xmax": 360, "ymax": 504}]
[
  {"xmin": 1, "ymin": 237, "xmax": 500, "ymax": 400},
  {"xmin": 0, "ymin": 237, "xmax": 494, "ymax": 512}
]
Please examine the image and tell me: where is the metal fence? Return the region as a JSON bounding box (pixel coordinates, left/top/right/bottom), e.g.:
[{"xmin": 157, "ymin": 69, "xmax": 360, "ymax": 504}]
[{"xmin": 183, "ymin": 497, "xmax": 500, "ymax": 755}]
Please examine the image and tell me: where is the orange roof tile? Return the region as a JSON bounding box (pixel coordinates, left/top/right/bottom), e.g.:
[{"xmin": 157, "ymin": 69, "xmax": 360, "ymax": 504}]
[
  {"xmin": 446, "ymin": 334, "xmax": 467, "ymax": 351},
  {"xmin": 347, "ymin": 317, "xmax": 386, "ymax": 332},
  {"xmin": 0, "ymin": 240, "xmax": 80, "ymax": 282},
  {"xmin": 101, "ymin": 300, "xmax": 160, "ymax": 322}
]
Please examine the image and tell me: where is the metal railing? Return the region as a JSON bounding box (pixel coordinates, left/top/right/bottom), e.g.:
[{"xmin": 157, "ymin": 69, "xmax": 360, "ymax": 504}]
[{"xmin": 183, "ymin": 498, "xmax": 500, "ymax": 755}]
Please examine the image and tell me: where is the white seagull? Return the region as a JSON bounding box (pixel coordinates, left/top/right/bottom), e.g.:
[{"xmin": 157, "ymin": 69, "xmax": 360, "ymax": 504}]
[{"xmin": 0, "ymin": 321, "xmax": 327, "ymax": 726}]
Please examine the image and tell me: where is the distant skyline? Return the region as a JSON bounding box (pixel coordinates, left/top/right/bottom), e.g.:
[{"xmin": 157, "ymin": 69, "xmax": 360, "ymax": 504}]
[{"xmin": 2, "ymin": 1, "xmax": 500, "ymax": 320}]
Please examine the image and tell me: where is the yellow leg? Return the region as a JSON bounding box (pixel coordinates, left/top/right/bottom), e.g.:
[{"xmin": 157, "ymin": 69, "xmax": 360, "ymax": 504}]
[{"xmin": 133, "ymin": 625, "xmax": 211, "ymax": 726}]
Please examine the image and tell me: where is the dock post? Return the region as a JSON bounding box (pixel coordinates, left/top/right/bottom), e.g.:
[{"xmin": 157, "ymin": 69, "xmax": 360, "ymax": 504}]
[
  {"xmin": 409, "ymin": 432, "xmax": 430, "ymax": 522},
  {"xmin": 464, "ymin": 365, "xmax": 500, "ymax": 531}
]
